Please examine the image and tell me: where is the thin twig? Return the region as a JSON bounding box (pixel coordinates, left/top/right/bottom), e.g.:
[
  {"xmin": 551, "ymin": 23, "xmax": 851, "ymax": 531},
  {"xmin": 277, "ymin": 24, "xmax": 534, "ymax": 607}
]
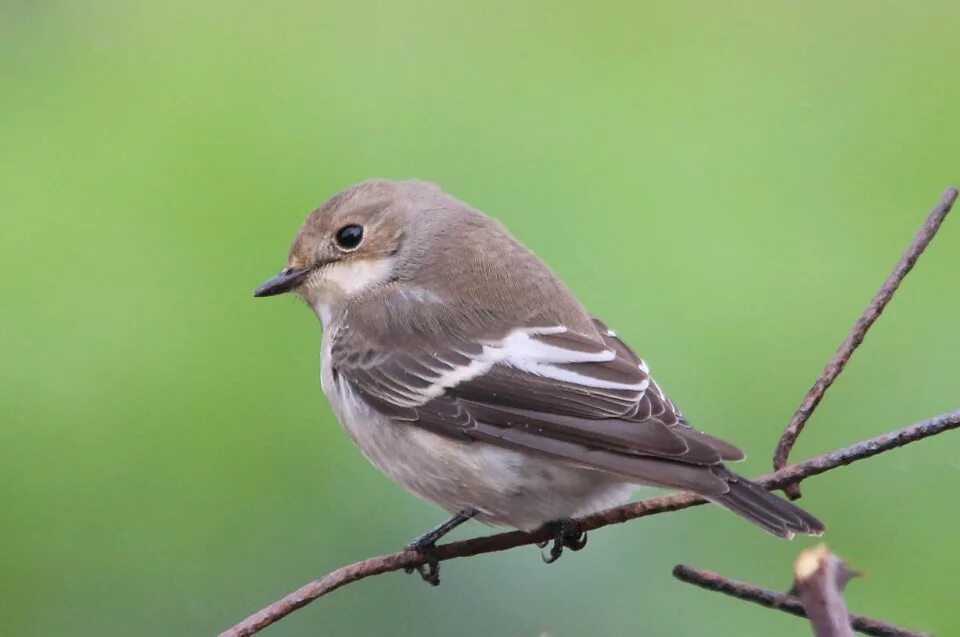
[
  {"xmin": 793, "ymin": 545, "xmax": 856, "ymax": 637},
  {"xmin": 673, "ymin": 562, "xmax": 928, "ymax": 637},
  {"xmin": 219, "ymin": 409, "xmax": 960, "ymax": 637},
  {"xmin": 773, "ymin": 187, "xmax": 957, "ymax": 498}
]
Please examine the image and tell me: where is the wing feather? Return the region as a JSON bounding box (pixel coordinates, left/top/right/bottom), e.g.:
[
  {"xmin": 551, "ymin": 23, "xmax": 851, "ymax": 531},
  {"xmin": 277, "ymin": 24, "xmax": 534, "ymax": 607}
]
[{"xmin": 329, "ymin": 316, "xmax": 746, "ymax": 485}]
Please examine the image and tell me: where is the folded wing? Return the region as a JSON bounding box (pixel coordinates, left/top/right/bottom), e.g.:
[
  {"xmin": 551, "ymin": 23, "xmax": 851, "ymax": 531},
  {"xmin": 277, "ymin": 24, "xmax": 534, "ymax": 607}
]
[{"xmin": 330, "ymin": 316, "xmax": 745, "ymax": 495}]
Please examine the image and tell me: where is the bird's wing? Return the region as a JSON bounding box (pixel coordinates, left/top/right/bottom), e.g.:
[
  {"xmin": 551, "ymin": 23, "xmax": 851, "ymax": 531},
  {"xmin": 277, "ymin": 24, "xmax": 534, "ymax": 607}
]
[{"xmin": 329, "ymin": 314, "xmax": 745, "ymax": 495}]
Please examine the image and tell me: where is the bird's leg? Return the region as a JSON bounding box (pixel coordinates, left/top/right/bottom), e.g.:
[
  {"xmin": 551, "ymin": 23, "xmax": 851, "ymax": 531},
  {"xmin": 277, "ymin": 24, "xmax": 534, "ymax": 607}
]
[
  {"xmin": 540, "ymin": 519, "xmax": 588, "ymax": 564},
  {"xmin": 404, "ymin": 509, "xmax": 476, "ymax": 586},
  {"xmin": 406, "ymin": 509, "xmax": 477, "ymax": 551}
]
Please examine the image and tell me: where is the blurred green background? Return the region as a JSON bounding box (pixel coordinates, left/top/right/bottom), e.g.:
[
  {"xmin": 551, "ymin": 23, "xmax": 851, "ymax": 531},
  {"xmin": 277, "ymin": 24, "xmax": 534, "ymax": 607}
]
[{"xmin": 2, "ymin": 1, "xmax": 959, "ymax": 635}]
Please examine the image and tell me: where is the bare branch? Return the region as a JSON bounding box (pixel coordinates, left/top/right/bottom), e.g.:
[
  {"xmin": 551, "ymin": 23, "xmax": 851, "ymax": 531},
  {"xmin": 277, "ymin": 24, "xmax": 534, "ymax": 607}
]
[
  {"xmin": 219, "ymin": 409, "xmax": 960, "ymax": 637},
  {"xmin": 673, "ymin": 562, "xmax": 929, "ymax": 637},
  {"xmin": 773, "ymin": 187, "xmax": 957, "ymax": 498}
]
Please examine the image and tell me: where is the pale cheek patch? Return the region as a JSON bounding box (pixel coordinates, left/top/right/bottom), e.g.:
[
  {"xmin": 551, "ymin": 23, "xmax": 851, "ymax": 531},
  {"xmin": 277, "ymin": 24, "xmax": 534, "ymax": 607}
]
[{"xmin": 316, "ymin": 257, "xmax": 396, "ymax": 297}]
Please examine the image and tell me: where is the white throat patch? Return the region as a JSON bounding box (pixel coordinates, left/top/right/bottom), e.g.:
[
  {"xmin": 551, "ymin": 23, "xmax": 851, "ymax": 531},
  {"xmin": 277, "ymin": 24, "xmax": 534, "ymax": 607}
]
[{"xmin": 303, "ymin": 256, "xmax": 395, "ymax": 326}]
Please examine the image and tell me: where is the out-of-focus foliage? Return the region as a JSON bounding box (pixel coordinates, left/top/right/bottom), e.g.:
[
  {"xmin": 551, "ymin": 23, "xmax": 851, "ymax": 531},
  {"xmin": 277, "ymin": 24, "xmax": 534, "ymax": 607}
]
[{"xmin": 2, "ymin": 1, "xmax": 958, "ymax": 635}]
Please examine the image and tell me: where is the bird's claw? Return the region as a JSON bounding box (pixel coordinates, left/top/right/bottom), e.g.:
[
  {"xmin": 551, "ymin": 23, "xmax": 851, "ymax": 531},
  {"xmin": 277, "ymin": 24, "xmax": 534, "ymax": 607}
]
[
  {"xmin": 564, "ymin": 529, "xmax": 588, "ymax": 551},
  {"xmin": 402, "ymin": 509, "xmax": 476, "ymax": 586},
  {"xmin": 404, "ymin": 544, "xmax": 442, "ymax": 587},
  {"xmin": 539, "ymin": 520, "xmax": 588, "ymax": 564},
  {"xmin": 541, "ymin": 542, "xmax": 564, "ymax": 564}
]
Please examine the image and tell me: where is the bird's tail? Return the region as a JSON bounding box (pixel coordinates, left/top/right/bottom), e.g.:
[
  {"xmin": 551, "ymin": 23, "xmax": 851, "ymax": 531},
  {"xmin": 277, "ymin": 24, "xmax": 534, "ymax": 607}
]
[{"xmin": 707, "ymin": 468, "xmax": 825, "ymax": 539}]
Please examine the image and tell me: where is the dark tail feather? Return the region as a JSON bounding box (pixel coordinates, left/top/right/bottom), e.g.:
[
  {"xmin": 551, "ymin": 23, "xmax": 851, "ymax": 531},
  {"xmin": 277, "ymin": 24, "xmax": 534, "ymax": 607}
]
[{"xmin": 708, "ymin": 468, "xmax": 825, "ymax": 539}]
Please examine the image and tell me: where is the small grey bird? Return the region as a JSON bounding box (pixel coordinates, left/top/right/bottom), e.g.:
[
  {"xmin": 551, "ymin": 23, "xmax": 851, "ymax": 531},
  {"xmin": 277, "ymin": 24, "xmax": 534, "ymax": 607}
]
[{"xmin": 254, "ymin": 180, "xmax": 823, "ymax": 582}]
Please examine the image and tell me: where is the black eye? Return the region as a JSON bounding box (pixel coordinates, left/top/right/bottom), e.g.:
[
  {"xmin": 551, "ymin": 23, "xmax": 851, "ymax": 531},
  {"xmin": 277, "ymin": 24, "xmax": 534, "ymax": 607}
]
[{"xmin": 335, "ymin": 224, "xmax": 364, "ymax": 250}]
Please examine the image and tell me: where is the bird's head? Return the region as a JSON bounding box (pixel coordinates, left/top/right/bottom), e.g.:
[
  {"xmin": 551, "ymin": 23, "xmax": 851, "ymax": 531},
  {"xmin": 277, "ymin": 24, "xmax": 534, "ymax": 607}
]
[{"xmin": 254, "ymin": 180, "xmax": 450, "ymax": 321}]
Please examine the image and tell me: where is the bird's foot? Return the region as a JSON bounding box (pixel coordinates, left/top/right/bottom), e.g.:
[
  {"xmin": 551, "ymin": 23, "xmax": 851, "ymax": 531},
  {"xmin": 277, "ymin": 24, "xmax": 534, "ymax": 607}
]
[
  {"xmin": 403, "ymin": 544, "xmax": 442, "ymax": 587},
  {"xmin": 539, "ymin": 519, "xmax": 588, "ymax": 564},
  {"xmin": 402, "ymin": 509, "xmax": 476, "ymax": 587}
]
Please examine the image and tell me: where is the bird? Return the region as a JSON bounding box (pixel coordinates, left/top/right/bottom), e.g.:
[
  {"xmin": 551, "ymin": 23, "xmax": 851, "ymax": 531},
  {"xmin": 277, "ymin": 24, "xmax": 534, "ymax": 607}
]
[{"xmin": 254, "ymin": 179, "xmax": 824, "ymax": 584}]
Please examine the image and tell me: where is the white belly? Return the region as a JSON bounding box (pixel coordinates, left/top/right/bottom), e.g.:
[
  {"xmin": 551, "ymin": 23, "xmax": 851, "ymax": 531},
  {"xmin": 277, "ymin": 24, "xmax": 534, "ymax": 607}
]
[{"xmin": 320, "ymin": 353, "xmax": 635, "ymax": 531}]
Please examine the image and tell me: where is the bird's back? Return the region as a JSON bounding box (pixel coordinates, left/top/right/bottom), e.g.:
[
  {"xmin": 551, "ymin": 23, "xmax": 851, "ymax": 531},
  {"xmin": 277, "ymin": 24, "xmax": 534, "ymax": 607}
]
[{"xmin": 358, "ymin": 196, "xmax": 602, "ymax": 345}]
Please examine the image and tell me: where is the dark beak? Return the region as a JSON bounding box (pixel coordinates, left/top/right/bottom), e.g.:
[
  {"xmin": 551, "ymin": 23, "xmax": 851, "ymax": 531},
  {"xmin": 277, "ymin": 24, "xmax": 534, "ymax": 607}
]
[{"xmin": 254, "ymin": 267, "xmax": 311, "ymax": 298}]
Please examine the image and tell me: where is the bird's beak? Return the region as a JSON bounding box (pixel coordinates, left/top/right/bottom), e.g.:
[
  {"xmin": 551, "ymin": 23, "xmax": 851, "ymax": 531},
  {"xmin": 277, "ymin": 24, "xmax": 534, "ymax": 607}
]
[{"xmin": 253, "ymin": 266, "xmax": 311, "ymax": 298}]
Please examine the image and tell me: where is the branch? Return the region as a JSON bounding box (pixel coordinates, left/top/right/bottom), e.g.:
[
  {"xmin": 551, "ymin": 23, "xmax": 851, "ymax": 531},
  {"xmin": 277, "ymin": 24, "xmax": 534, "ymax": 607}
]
[
  {"xmin": 793, "ymin": 545, "xmax": 857, "ymax": 637},
  {"xmin": 673, "ymin": 553, "xmax": 929, "ymax": 637},
  {"xmin": 773, "ymin": 187, "xmax": 957, "ymax": 498},
  {"xmin": 220, "ymin": 409, "xmax": 960, "ymax": 637}
]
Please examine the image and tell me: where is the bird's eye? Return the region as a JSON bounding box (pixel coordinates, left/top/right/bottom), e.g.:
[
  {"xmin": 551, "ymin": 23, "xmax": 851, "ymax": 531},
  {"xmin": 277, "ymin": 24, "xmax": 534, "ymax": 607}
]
[{"xmin": 334, "ymin": 224, "xmax": 364, "ymax": 250}]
